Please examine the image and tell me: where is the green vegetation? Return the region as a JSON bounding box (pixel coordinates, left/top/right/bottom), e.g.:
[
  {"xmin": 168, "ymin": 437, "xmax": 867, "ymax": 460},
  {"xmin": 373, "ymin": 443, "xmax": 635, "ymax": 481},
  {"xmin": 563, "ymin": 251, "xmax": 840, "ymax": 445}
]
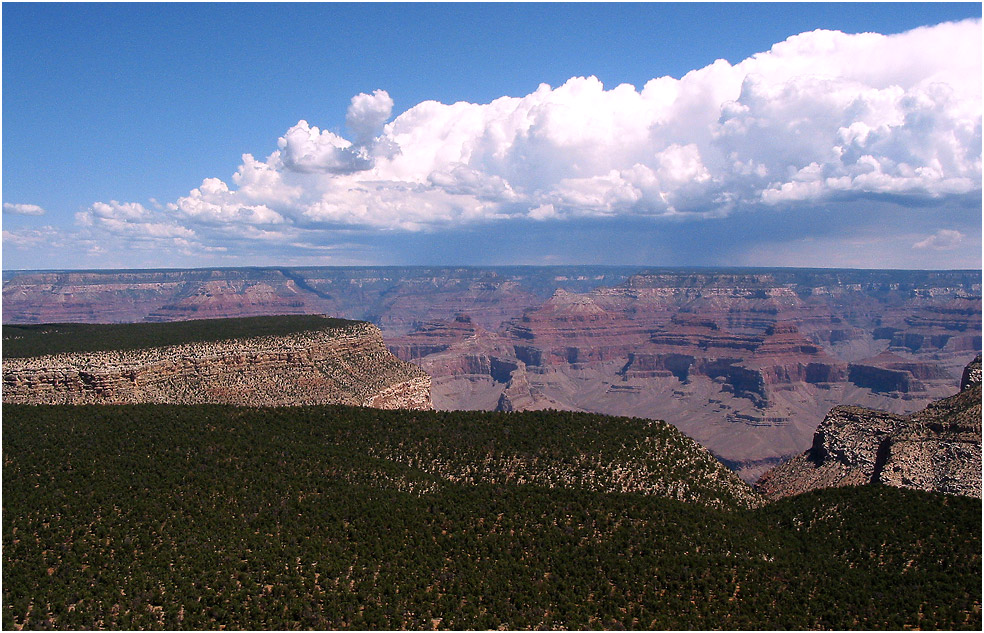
[
  {"xmin": 1, "ymin": 315, "xmax": 359, "ymax": 358},
  {"xmin": 4, "ymin": 404, "xmax": 981, "ymax": 630}
]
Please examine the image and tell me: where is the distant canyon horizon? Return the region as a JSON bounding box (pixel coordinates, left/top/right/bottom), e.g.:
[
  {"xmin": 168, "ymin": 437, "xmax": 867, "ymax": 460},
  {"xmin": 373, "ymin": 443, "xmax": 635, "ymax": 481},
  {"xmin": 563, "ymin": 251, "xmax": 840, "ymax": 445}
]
[{"xmin": 3, "ymin": 264, "xmax": 981, "ymax": 482}]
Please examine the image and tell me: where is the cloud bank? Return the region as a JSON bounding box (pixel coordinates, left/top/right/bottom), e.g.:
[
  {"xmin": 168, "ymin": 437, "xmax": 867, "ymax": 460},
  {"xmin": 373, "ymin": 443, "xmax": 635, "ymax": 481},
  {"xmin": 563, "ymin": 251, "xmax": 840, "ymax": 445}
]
[{"xmin": 8, "ymin": 20, "xmax": 981, "ymax": 267}]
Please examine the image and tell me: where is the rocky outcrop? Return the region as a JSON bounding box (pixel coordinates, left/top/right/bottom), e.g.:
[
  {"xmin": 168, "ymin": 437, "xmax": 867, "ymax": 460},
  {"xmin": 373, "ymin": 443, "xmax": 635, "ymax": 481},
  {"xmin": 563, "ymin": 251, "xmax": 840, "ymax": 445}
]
[
  {"xmin": 757, "ymin": 355, "xmax": 981, "ymax": 500},
  {"xmin": 961, "ymin": 353, "xmax": 982, "ymax": 390},
  {"xmin": 495, "ymin": 365, "xmax": 538, "ymax": 412},
  {"xmin": 755, "ymin": 407, "xmax": 907, "ymax": 498},
  {"xmin": 878, "ymin": 381, "xmax": 981, "ymax": 497},
  {"xmin": 2, "ymin": 322, "xmax": 432, "ymax": 409},
  {"xmin": 494, "ymin": 362, "xmax": 573, "ymax": 413}
]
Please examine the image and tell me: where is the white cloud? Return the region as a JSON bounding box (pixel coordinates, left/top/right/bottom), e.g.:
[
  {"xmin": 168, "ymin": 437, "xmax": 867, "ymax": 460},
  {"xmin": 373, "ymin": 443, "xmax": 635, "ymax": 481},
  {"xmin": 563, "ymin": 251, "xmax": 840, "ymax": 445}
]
[
  {"xmin": 169, "ymin": 178, "xmax": 287, "ymax": 225},
  {"xmin": 3, "ymin": 227, "xmax": 51, "ymax": 247},
  {"xmin": 276, "ymin": 121, "xmax": 371, "ymax": 174},
  {"xmin": 528, "ymin": 203, "xmax": 558, "ymax": 221},
  {"xmin": 87, "ymin": 19, "xmax": 980, "ymax": 246},
  {"xmin": 346, "ymin": 89, "xmax": 394, "ymax": 145},
  {"xmin": 95, "ymin": 217, "xmax": 195, "ymax": 239},
  {"xmin": 913, "ymin": 228, "xmax": 965, "ymax": 250},
  {"xmin": 3, "ymin": 202, "xmax": 47, "ymax": 216},
  {"xmin": 72, "ymin": 199, "xmax": 199, "ymax": 256},
  {"xmin": 89, "ymin": 200, "xmax": 151, "ymax": 220}
]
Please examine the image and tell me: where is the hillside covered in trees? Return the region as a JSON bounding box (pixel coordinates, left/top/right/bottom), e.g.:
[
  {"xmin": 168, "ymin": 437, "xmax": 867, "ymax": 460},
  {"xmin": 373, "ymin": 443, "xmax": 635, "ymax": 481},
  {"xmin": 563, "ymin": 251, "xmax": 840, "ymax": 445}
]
[
  {"xmin": 4, "ymin": 404, "xmax": 980, "ymax": 630},
  {"xmin": 1, "ymin": 315, "xmax": 358, "ymax": 358}
]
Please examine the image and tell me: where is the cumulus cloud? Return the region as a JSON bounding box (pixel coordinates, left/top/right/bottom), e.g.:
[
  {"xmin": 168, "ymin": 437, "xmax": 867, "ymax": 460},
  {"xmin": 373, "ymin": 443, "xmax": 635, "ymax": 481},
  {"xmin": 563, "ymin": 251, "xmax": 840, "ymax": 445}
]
[
  {"xmin": 88, "ymin": 19, "xmax": 980, "ymax": 248},
  {"xmin": 169, "ymin": 178, "xmax": 286, "ymax": 225},
  {"xmin": 3, "ymin": 202, "xmax": 46, "ymax": 216},
  {"xmin": 346, "ymin": 89, "xmax": 395, "ymax": 145},
  {"xmin": 276, "ymin": 121, "xmax": 371, "ymax": 174},
  {"xmin": 913, "ymin": 228, "xmax": 965, "ymax": 250}
]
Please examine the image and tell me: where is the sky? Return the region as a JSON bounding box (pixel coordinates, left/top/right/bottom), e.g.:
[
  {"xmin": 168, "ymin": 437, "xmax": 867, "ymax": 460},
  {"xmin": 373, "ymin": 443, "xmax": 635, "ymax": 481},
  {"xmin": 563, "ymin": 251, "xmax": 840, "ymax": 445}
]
[{"xmin": 2, "ymin": 2, "xmax": 982, "ymax": 271}]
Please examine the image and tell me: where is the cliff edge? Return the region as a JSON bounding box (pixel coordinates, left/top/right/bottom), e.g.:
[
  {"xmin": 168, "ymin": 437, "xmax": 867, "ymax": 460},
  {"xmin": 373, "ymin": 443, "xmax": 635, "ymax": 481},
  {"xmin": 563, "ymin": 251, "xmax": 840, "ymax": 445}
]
[
  {"xmin": 757, "ymin": 354, "xmax": 981, "ymax": 500},
  {"xmin": 2, "ymin": 318, "xmax": 432, "ymax": 409}
]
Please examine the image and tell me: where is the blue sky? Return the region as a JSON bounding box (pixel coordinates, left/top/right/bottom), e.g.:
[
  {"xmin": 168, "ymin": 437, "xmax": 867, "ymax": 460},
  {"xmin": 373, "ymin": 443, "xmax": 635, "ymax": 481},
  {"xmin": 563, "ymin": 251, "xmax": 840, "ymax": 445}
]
[{"xmin": 2, "ymin": 2, "xmax": 981, "ymax": 270}]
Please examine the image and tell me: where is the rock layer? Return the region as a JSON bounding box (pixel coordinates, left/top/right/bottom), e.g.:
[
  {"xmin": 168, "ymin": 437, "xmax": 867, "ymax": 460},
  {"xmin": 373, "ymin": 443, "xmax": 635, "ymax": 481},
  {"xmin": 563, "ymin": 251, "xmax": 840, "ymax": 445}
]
[
  {"xmin": 757, "ymin": 354, "xmax": 981, "ymax": 500},
  {"xmin": 5, "ymin": 266, "xmax": 981, "ymax": 481},
  {"xmin": 386, "ymin": 271, "xmax": 979, "ymax": 481},
  {"xmin": 2, "ymin": 322, "xmax": 432, "ymax": 409}
]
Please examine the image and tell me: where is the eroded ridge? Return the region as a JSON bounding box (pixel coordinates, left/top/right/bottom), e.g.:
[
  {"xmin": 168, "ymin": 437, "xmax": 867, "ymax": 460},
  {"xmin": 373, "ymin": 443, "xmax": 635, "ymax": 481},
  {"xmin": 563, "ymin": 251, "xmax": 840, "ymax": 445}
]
[{"xmin": 2, "ymin": 321, "xmax": 432, "ymax": 410}]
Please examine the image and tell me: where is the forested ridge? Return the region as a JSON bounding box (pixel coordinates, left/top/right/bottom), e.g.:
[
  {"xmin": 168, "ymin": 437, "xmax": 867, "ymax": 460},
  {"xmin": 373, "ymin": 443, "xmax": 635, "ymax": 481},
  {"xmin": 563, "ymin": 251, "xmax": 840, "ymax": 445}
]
[
  {"xmin": 1, "ymin": 315, "xmax": 358, "ymax": 358},
  {"xmin": 3, "ymin": 404, "xmax": 980, "ymax": 630}
]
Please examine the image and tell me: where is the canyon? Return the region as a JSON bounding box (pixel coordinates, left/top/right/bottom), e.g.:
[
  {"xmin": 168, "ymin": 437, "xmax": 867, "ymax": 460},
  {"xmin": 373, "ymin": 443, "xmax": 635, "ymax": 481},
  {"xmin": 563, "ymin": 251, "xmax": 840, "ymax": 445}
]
[
  {"xmin": 757, "ymin": 354, "xmax": 981, "ymax": 500},
  {"xmin": 384, "ymin": 269, "xmax": 981, "ymax": 480},
  {"xmin": 0, "ymin": 266, "xmax": 631, "ymax": 329},
  {"xmin": 3, "ymin": 266, "xmax": 980, "ymax": 481}
]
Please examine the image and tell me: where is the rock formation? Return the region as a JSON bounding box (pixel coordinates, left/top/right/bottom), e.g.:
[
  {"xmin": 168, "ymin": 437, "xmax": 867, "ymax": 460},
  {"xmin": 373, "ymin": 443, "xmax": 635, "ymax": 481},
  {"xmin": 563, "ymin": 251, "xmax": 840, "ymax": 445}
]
[
  {"xmin": 961, "ymin": 353, "xmax": 982, "ymax": 390},
  {"xmin": 2, "ymin": 321, "xmax": 432, "ymax": 410},
  {"xmin": 756, "ymin": 354, "xmax": 981, "ymax": 500},
  {"xmin": 384, "ymin": 271, "xmax": 979, "ymax": 481},
  {"xmin": 4, "ymin": 266, "xmax": 980, "ymax": 481}
]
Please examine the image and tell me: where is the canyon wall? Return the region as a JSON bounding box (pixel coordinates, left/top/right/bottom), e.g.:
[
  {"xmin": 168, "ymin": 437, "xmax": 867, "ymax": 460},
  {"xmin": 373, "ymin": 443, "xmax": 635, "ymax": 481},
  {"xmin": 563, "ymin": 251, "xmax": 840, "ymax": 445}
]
[
  {"xmin": 4, "ymin": 266, "xmax": 980, "ymax": 481},
  {"xmin": 1, "ymin": 266, "xmax": 633, "ymax": 330},
  {"xmin": 2, "ymin": 322, "xmax": 432, "ymax": 410},
  {"xmin": 387, "ymin": 270, "xmax": 980, "ymax": 480},
  {"xmin": 756, "ymin": 355, "xmax": 981, "ymax": 500}
]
